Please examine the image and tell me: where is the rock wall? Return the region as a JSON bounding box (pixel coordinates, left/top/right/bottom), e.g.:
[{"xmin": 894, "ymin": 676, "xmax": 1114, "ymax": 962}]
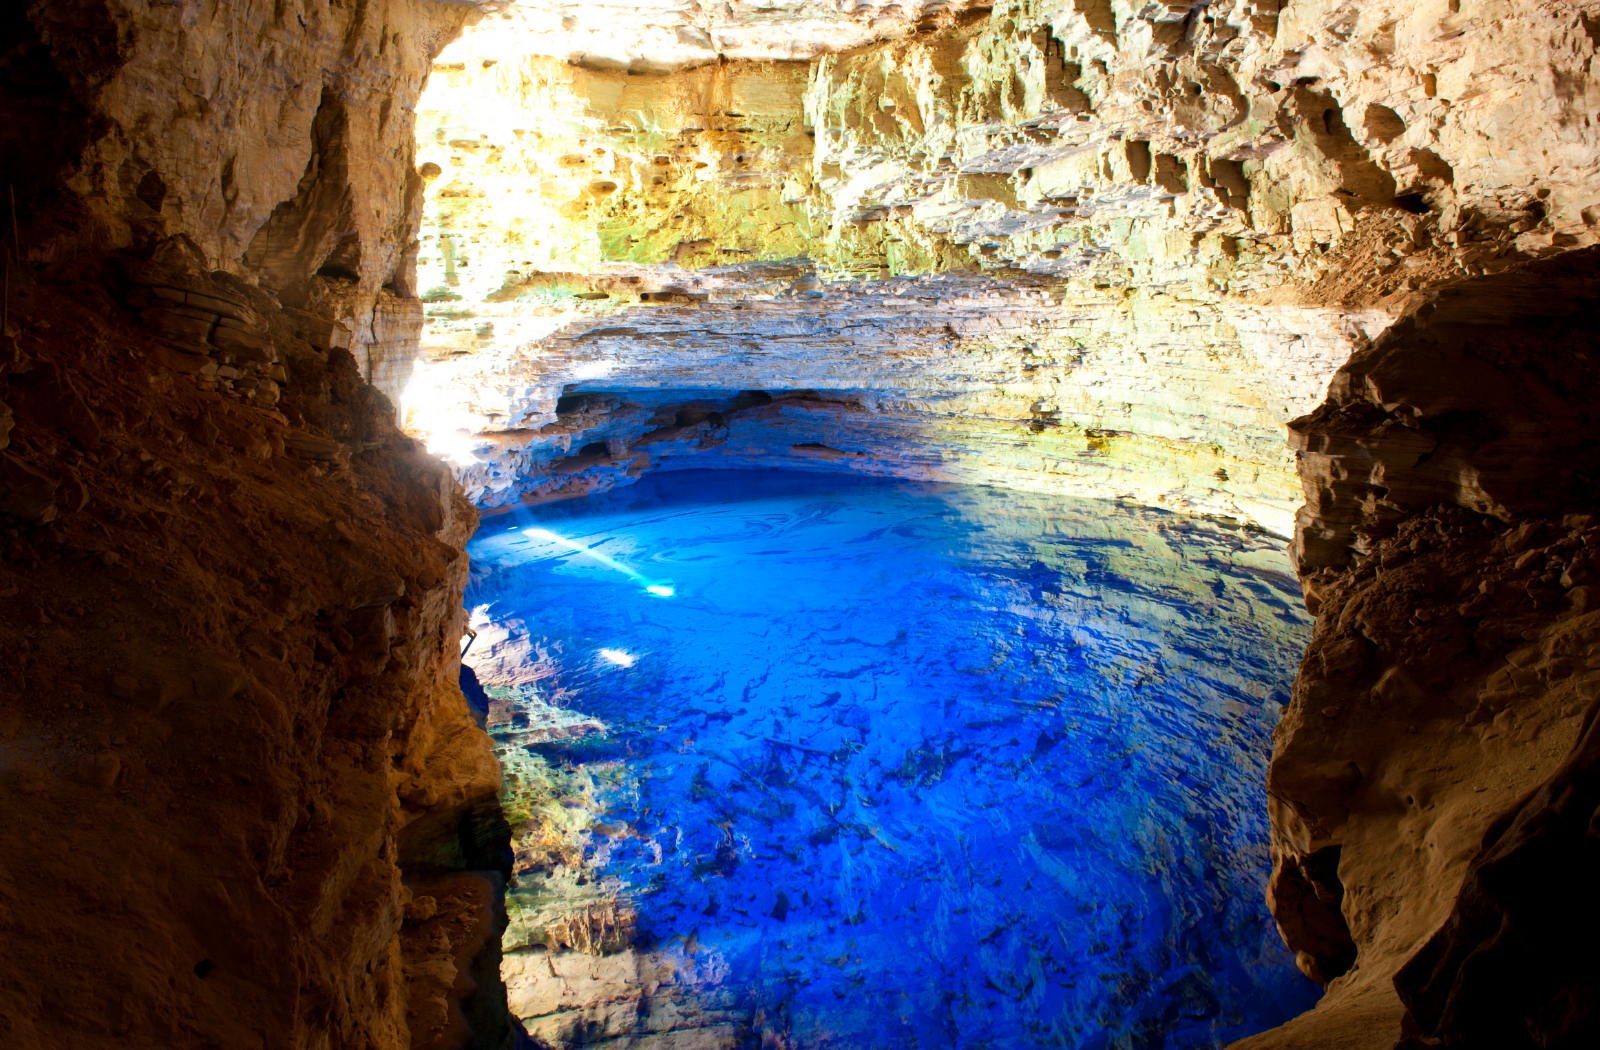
[
  {"xmin": 458, "ymin": 0, "xmax": 994, "ymax": 76},
  {"xmin": 16, "ymin": 0, "xmax": 486, "ymax": 411},
  {"xmin": 1246, "ymin": 249, "xmax": 1600, "ymax": 1048},
  {"xmin": 402, "ymin": 0, "xmax": 1600, "ymax": 539},
  {"xmin": 0, "ymin": 2, "xmax": 510, "ymax": 1048},
  {"xmin": 1394, "ymin": 695, "xmax": 1600, "ymax": 1049},
  {"xmin": 418, "ymin": 269, "xmax": 1384, "ymax": 534},
  {"xmin": 805, "ymin": 0, "xmax": 1600, "ymax": 281}
]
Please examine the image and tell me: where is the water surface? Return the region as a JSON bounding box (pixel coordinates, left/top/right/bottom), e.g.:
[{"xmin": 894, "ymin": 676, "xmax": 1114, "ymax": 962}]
[{"xmin": 464, "ymin": 470, "xmax": 1317, "ymax": 1050}]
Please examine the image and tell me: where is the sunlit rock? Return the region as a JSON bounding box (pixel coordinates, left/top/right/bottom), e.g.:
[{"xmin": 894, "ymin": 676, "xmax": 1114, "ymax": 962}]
[{"xmin": 402, "ymin": 0, "xmax": 1600, "ymax": 537}]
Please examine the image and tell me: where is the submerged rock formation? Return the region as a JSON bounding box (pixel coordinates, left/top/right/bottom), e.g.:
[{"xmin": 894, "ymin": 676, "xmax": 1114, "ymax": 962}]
[{"xmin": 3, "ymin": 0, "xmax": 1600, "ymax": 1047}]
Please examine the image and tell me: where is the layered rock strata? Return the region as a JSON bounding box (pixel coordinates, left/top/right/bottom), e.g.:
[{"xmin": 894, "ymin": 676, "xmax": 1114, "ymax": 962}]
[
  {"xmin": 1249, "ymin": 249, "xmax": 1600, "ymax": 1047},
  {"xmin": 405, "ymin": 0, "xmax": 1600, "ymax": 535},
  {"xmin": 0, "ymin": 2, "xmax": 510, "ymax": 1048},
  {"xmin": 415, "ymin": 270, "xmax": 1383, "ymax": 535},
  {"xmin": 463, "ymin": 0, "xmax": 995, "ymax": 77},
  {"xmin": 16, "ymin": 0, "xmax": 479, "ymax": 413}
]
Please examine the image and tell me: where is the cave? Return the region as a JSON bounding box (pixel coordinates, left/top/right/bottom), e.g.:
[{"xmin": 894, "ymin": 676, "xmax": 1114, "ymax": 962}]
[{"xmin": 2, "ymin": 3, "xmax": 1599, "ymax": 1050}]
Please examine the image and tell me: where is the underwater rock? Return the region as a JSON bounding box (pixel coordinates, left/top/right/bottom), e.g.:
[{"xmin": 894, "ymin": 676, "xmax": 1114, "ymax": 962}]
[{"xmin": 466, "ymin": 471, "xmax": 1319, "ymax": 1048}]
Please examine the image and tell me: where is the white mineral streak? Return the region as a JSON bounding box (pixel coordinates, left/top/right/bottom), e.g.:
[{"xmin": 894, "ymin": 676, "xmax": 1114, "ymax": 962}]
[{"xmin": 463, "ymin": 0, "xmax": 990, "ymax": 74}]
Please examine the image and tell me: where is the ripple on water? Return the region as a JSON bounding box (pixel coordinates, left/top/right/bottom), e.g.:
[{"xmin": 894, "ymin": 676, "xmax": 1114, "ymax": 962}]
[{"xmin": 464, "ymin": 470, "xmax": 1319, "ymax": 1050}]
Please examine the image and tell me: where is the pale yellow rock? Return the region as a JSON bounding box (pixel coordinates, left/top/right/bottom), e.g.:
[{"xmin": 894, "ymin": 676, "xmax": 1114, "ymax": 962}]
[{"xmin": 403, "ymin": 0, "xmax": 1600, "ymax": 537}]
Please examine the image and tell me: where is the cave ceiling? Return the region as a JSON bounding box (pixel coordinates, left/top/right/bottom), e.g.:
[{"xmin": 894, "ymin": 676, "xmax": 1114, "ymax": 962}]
[{"xmin": 461, "ymin": 0, "xmax": 991, "ymax": 73}]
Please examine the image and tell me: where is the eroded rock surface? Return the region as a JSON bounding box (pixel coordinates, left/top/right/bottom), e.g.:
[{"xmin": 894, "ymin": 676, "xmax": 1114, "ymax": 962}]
[
  {"xmin": 466, "ymin": 0, "xmax": 993, "ymax": 75},
  {"xmin": 0, "ymin": 240, "xmax": 500, "ymax": 1050},
  {"xmin": 1252, "ymin": 250, "xmax": 1600, "ymax": 1047},
  {"xmin": 0, "ymin": 2, "xmax": 508, "ymax": 1048},
  {"xmin": 403, "ymin": 0, "xmax": 1600, "ymax": 539},
  {"xmin": 417, "ymin": 272, "xmax": 1384, "ymax": 534},
  {"xmin": 1392, "ymin": 696, "xmax": 1600, "ymax": 1050}
]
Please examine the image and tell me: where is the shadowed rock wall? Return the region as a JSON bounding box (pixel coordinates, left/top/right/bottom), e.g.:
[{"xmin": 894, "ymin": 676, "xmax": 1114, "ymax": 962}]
[
  {"xmin": 1244, "ymin": 249, "xmax": 1600, "ymax": 1048},
  {"xmin": 1393, "ymin": 696, "xmax": 1600, "ymax": 1050},
  {"xmin": 18, "ymin": 0, "xmax": 483, "ymax": 413},
  {"xmin": 0, "ymin": 2, "xmax": 511, "ymax": 1048}
]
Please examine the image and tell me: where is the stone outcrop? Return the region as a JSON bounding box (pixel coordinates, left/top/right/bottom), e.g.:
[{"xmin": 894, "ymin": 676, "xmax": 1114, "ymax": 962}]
[
  {"xmin": 1392, "ymin": 695, "xmax": 1600, "ymax": 1050},
  {"xmin": 18, "ymin": 0, "xmax": 483, "ymax": 411},
  {"xmin": 402, "ymin": 0, "xmax": 1600, "ymax": 540},
  {"xmin": 804, "ymin": 0, "xmax": 1600, "ymax": 280},
  {"xmin": 0, "ymin": 2, "xmax": 509, "ymax": 1048},
  {"xmin": 1250, "ymin": 249, "xmax": 1600, "ymax": 1047},
  {"xmin": 468, "ymin": 0, "xmax": 993, "ymax": 76}
]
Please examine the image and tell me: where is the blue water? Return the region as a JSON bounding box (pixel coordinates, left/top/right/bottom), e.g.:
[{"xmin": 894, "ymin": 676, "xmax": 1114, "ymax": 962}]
[{"xmin": 465, "ymin": 470, "xmax": 1319, "ymax": 1049}]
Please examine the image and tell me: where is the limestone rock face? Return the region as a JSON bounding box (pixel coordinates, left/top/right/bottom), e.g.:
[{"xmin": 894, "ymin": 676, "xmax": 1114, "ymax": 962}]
[
  {"xmin": 0, "ymin": 3, "xmax": 508, "ymax": 1048},
  {"xmin": 403, "ymin": 0, "xmax": 1600, "ymax": 538},
  {"xmin": 805, "ymin": 0, "xmax": 1600, "ymax": 279},
  {"xmin": 1253, "ymin": 249, "xmax": 1600, "ymax": 1048},
  {"xmin": 0, "ymin": 248, "xmax": 499, "ymax": 1050},
  {"xmin": 417, "ymin": 270, "xmax": 1384, "ymax": 534},
  {"xmin": 1289, "ymin": 254, "xmax": 1600, "ymax": 576},
  {"xmin": 1392, "ymin": 697, "xmax": 1600, "ymax": 1050},
  {"xmin": 18, "ymin": 0, "xmax": 491, "ymax": 411}
]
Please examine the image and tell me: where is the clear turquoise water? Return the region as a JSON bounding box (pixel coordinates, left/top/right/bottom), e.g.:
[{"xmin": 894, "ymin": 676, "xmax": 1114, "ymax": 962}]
[{"xmin": 466, "ymin": 470, "xmax": 1318, "ymax": 1049}]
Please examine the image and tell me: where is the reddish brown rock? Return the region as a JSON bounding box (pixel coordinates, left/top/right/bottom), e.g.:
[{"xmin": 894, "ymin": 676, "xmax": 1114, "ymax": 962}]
[
  {"xmin": 0, "ymin": 2, "xmax": 509, "ymax": 1049},
  {"xmin": 0, "ymin": 258, "xmax": 503, "ymax": 1049},
  {"xmin": 1392, "ymin": 697, "xmax": 1600, "ymax": 1049},
  {"xmin": 1245, "ymin": 250, "xmax": 1600, "ymax": 1047}
]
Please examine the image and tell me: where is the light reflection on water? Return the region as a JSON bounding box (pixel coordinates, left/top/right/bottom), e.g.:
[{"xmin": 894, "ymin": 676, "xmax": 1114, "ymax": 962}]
[{"xmin": 464, "ymin": 470, "xmax": 1318, "ymax": 1050}]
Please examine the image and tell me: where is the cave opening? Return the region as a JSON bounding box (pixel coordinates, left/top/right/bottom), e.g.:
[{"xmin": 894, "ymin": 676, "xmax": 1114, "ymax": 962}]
[{"xmin": 463, "ymin": 470, "xmax": 1320, "ymax": 1047}]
